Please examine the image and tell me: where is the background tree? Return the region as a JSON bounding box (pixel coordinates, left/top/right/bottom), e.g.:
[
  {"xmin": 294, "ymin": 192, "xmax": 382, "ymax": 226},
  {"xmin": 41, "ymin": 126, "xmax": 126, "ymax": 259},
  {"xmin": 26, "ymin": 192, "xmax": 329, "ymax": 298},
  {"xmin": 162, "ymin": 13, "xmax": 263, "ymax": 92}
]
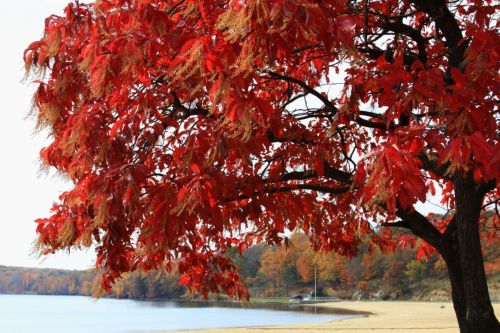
[
  {"xmin": 290, "ymin": 232, "xmax": 316, "ymax": 284},
  {"xmin": 257, "ymin": 247, "xmax": 288, "ymax": 296},
  {"xmin": 296, "ymin": 252, "xmax": 315, "ymax": 284},
  {"xmin": 229, "ymin": 243, "xmax": 266, "ymax": 283},
  {"xmin": 25, "ymin": 0, "xmax": 499, "ymax": 331}
]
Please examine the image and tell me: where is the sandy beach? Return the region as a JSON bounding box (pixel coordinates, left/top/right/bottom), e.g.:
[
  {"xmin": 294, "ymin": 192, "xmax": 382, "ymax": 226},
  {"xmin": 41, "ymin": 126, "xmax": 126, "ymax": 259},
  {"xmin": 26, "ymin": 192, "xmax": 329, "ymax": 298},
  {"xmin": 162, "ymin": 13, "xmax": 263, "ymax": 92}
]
[{"xmin": 161, "ymin": 301, "xmax": 500, "ymax": 333}]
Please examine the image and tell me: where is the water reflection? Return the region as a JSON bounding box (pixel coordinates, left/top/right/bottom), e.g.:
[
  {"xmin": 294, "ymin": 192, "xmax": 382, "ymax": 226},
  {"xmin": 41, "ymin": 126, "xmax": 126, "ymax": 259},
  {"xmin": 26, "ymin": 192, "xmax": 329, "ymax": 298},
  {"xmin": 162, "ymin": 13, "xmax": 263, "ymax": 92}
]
[{"xmin": 138, "ymin": 299, "xmax": 362, "ymax": 316}]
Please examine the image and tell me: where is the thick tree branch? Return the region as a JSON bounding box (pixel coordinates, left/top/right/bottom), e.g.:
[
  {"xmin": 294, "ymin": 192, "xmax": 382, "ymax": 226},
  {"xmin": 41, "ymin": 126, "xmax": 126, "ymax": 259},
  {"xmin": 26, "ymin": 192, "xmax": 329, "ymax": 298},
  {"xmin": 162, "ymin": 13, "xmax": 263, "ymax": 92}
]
[
  {"xmin": 359, "ymin": 110, "xmax": 386, "ymax": 121},
  {"xmin": 293, "ymin": 184, "xmax": 351, "ymax": 194},
  {"xmin": 381, "ymin": 20, "xmax": 428, "ymax": 64},
  {"xmin": 267, "ymin": 131, "xmax": 317, "ymax": 146},
  {"xmin": 383, "ymin": 205, "xmax": 444, "ymax": 251},
  {"xmin": 231, "ymin": 184, "xmax": 351, "ymax": 203},
  {"xmin": 264, "ymin": 70, "xmax": 337, "ymax": 112},
  {"xmin": 264, "ymin": 71, "xmax": 395, "ymax": 131},
  {"xmin": 380, "ymin": 220, "xmax": 410, "ymax": 229},
  {"xmin": 409, "ymin": 0, "xmax": 465, "ymax": 69},
  {"xmin": 418, "ymin": 151, "xmax": 450, "ymax": 179},
  {"xmin": 477, "ymin": 179, "xmax": 496, "ymax": 197},
  {"xmin": 355, "ymin": 116, "xmax": 390, "ymax": 130}
]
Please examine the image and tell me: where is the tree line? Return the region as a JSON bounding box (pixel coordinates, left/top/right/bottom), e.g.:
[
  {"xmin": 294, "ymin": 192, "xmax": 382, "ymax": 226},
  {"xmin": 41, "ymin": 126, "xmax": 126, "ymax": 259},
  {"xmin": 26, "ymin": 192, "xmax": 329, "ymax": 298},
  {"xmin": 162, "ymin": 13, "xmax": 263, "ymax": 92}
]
[
  {"xmin": 1, "ymin": 233, "xmax": 498, "ymax": 301},
  {"xmin": 232, "ymin": 233, "xmax": 500, "ymax": 300},
  {"xmin": 0, "ymin": 265, "xmax": 184, "ymax": 299}
]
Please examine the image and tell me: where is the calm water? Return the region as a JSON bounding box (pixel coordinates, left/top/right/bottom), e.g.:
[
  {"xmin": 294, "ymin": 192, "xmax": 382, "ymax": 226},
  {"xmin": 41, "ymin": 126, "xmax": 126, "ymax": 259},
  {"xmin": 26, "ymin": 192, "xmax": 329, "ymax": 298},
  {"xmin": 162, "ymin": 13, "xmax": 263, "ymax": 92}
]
[{"xmin": 0, "ymin": 295, "xmax": 356, "ymax": 333}]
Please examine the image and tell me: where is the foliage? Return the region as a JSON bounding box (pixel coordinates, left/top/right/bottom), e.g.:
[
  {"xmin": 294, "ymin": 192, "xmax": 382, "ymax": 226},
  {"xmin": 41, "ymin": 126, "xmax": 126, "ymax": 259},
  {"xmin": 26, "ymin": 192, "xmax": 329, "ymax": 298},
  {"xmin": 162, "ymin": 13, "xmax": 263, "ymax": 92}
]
[{"xmin": 24, "ymin": 2, "xmax": 499, "ymax": 328}]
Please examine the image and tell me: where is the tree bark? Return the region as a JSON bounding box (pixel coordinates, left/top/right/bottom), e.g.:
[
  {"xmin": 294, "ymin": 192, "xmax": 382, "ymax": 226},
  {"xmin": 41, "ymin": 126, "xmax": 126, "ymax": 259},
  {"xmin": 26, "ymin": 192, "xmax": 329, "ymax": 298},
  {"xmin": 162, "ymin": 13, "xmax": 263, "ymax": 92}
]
[
  {"xmin": 453, "ymin": 173, "xmax": 500, "ymax": 333},
  {"xmin": 391, "ymin": 186, "xmax": 499, "ymax": 333},
  {"xmin": 440, "ymin": 241, "xmax": 468, "ymax": 332}
]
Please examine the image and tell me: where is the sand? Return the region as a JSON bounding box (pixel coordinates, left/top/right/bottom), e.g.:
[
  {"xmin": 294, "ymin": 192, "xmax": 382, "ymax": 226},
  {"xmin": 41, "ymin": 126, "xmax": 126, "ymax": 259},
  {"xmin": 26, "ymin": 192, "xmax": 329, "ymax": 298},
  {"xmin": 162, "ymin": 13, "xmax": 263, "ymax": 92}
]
[{"xmin": 159, "ymin": 301, "xmax": 500, "ymax": 333}]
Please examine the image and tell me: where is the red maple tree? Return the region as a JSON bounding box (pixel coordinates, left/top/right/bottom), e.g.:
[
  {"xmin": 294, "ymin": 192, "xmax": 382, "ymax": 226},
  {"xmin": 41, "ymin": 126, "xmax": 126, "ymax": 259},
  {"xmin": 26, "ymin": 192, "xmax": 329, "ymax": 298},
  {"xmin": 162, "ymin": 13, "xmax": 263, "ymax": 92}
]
[{"xmin": 25, "ymin": 1, "xmax": 499, "ymax": 331}]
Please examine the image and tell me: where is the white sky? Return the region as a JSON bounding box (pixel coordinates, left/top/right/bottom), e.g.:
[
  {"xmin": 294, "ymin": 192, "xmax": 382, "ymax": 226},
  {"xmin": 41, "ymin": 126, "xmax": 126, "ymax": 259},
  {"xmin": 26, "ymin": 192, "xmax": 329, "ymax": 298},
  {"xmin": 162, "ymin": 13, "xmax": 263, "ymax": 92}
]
[{"xmin": 0, "ymin": 1, "xmax": 94, "ymax": 270}]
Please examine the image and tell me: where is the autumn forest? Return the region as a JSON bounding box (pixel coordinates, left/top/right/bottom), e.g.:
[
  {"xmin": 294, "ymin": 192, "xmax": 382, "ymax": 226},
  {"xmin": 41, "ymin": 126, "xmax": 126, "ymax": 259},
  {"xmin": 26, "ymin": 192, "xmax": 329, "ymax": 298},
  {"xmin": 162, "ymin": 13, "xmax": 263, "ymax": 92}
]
[{"xmin": 2, "ymin": 233, "xmax": 499, "ymax": 301}]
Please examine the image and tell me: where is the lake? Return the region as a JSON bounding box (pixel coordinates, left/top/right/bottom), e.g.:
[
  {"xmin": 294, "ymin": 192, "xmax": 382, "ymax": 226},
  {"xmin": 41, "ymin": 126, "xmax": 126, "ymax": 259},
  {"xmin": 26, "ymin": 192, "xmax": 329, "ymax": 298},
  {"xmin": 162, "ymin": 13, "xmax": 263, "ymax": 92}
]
[{"xmin": 0, "ymin": 295, "xmax": 357, "ymax": 332}]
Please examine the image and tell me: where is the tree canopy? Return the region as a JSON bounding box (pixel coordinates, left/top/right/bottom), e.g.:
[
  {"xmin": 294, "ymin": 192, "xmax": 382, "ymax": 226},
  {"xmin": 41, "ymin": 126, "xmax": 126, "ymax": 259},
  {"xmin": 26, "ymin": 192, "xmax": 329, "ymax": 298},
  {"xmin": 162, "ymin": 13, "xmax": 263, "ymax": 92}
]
[{"xmin": 25, "ymin": 1, "xmax": 499, "ymax": 331}]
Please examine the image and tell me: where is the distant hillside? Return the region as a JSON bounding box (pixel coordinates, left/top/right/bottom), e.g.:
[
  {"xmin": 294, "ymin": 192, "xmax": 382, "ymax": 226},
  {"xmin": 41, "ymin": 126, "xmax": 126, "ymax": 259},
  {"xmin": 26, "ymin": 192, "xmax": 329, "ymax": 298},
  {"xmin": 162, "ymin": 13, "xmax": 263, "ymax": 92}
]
[
  {"xmin": 1, "ymin": 234, "xmax": 499, "ymax": 301},
  {"xmin": 0, "ymin": 265, "xmax": 185, "ymax": 299}
]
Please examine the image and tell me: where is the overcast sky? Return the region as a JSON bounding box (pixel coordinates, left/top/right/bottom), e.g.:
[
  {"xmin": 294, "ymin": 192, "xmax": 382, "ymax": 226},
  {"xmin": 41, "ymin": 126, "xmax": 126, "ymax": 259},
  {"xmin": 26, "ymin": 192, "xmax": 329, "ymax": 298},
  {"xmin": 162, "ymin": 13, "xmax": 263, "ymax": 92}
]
[{"xmin": 0, "ymin": 1, "xmax": 94, "ymax": 270}]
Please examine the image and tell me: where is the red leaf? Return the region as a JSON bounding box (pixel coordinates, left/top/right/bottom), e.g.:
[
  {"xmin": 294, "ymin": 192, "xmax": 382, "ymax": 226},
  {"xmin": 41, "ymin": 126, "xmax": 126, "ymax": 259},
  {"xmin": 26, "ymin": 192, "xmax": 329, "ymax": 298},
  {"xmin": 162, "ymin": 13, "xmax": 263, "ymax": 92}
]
[
  {"xmin": 314, "ymin": 156, "xmax": 325, "ymax": 177},
  {"xmin": 206, "ymin": 189, "xmax": 216, "ymax": 207},
  {"xmin": 335, "ymin": 15, "xmax": 359, "ymax": 48},
  {"xmin": 428, "ymin": 181, "xmax": 436, "ymax": 196},
  {"xmin": 125, "ymin": 186, "xmax": 133, "ymax": 204},
  {"xmin": 178, "ymin": 187, "xmax": 188, "ymax": 201},
  {"xmin": 190, "ymin": 162, "xmax": 202, "ymax": 174},
  {"xmin": 468, "ymin": 132, "xmax": 492, "ymax": 165},
  {"xmin": 179, "ymin": 274, "xmax": 191, "ymax": 286},
  {"xmin": 451, "ymin": 68, "xmax": 465, "ymax": 89}
]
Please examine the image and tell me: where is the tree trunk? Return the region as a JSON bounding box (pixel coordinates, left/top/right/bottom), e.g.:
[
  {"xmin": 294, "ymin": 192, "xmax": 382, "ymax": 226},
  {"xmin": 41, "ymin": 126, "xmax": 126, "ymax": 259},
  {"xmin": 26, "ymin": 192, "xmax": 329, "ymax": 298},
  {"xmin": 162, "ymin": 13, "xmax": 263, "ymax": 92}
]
[
  {"xmin": 441, "ymin": 244, "xmax": 468, "ymax": 332},
  {"xmin": 453, "ymin": 174, "xmax": 500, "ymax": 333},
  {"xmin": 391, "ymin": 174, "xmax": 499, "ymax": 332}
]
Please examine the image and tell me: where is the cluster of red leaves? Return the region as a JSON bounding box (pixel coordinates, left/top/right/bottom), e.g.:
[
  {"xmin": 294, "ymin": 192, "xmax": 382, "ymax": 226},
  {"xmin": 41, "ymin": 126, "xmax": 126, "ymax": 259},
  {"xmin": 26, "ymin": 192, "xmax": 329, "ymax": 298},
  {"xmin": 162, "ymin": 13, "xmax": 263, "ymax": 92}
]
[{"xmin": 25, "ymin": 0, "xmax": 499, "ymax": 297}]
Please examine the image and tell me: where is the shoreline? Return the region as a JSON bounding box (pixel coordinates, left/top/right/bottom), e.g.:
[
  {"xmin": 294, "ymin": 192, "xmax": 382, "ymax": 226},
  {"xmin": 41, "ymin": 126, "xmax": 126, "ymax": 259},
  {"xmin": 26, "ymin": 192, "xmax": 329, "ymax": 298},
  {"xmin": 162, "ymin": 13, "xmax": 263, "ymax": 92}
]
[{"xmin": 159, "ymin": 301, "xmax": 500, "ymax": 333}]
